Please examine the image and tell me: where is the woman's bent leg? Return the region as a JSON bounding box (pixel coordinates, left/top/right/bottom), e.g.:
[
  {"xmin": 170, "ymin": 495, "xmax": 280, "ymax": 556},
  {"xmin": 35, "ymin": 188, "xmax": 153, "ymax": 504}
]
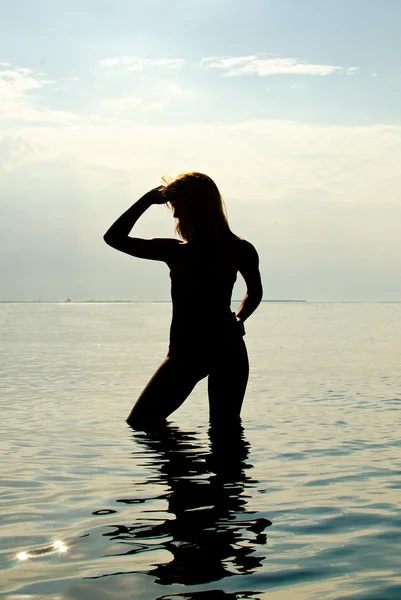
[
  {"xmin": 207, "ymin": 337, "xmax": 249, "ymax": 427},
  {"xmin": 127, "ymin": 355, "xmax": 207, "ymax": 430}
]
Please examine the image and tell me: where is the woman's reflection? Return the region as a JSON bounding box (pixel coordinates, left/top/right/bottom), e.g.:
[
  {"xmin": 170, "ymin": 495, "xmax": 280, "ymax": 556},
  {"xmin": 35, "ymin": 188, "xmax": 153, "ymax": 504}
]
[{"xmin": 105, "ymin": 424, "xmax": 271, "ymax": 586}]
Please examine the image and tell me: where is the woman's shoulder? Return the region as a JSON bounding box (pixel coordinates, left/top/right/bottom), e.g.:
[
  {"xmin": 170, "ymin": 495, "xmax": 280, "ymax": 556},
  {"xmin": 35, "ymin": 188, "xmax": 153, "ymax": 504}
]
[
  {"xmin": 229, "ymin": 236, "xmax": 259, "ymax": 267},
  {"xmin": 230, "ymin": 235, "xmax": 258, "ymax": 254}
]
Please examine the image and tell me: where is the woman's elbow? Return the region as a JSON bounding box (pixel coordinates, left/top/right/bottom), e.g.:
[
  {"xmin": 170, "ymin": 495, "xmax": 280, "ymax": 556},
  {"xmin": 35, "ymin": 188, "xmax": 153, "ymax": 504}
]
[{"xmin": 103, "ymin": 231, "xmax": 117, "ymax": 247}]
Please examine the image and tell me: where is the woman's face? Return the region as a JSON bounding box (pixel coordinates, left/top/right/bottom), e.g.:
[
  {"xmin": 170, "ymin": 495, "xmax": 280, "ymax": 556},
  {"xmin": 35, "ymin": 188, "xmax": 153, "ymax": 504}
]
[{"xmin": 170, "ymin": 200, "xmax": 183, "ymax": 220}]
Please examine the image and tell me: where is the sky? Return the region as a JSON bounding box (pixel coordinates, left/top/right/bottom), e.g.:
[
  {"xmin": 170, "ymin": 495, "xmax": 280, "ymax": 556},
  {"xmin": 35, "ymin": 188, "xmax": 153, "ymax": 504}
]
[{"xmin": 1, "ymin": 0, "xmax": 401, "ymax": 301}]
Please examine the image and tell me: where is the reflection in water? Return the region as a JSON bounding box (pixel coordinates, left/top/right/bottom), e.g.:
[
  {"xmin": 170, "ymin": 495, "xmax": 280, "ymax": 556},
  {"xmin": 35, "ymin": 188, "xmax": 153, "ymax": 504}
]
[
  {"xmin": 99, "ymin": 424, "xmax": 271, "ymax": 590},
  {"xmin": 156, "ymin": 590, "xmax": 263, "ymax": 600}
]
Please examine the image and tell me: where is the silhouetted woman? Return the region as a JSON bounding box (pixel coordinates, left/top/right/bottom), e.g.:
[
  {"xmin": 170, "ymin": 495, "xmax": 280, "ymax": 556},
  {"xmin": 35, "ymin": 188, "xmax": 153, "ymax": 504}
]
[{"xmin": 104, "ymin": 172, "xmax": 263, "ymax": 430}]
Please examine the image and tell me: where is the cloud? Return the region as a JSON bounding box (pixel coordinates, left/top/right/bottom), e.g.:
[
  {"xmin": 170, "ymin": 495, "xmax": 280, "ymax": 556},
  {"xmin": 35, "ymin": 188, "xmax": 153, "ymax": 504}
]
[
  {"xmin": 1, "ymin": 116, "xmax": 400, "ymax": 300},
  {"xmin": 1, "ymin": 60, "xmax": 399, "ymax": 300},
  {"xmin": 165, "ymin": 83, "xmax": 186, "ymax": 96},
  {"xmin": 1, "ymin": 61, "xmax": 191, "ymax": 125},
  {"xmin": 99, "ymin": 83, "xmax": 188, "ymax": 115},
  {"xmin": 0, "ymin": 63, "xmax": 79, "ymax": 124},
  {"xmin": 0, "ymin": 65, "xmax": 48, "ymax": 118},
  {"xmin": 99, "ymin": 57, "xmax": 186, "ymax": 71},
  {"xmin": 99, "ymin": 54, "xmax": 357, "ymax": 78},
  {"xmin": 3, "ymin": 117, "xmax": 400, "ymax": 208},
  {"xmin": 0, "ymin": 65, "xmax": 44, "ymax": 95},
  {"xmin": 200, "ymin": 55, "xmax": 358, "ymax": 77},
  {"xmin": 100, "ymin": 97, "xmax": 144, "ymax": 111},
  {"xmin": 0, "ymin": 136, "xmax": 39, "ymax": 172},
  {"xmin": 100, "ymin": 97, "xmax": 168, "ymax": 112}
]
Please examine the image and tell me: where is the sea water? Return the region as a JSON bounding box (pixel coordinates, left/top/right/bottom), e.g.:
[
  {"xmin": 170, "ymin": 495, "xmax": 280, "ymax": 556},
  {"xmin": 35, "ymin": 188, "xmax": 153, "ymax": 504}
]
[{"xmin": 1, "ymin": 302, "xmax": 400, "ymax": 599}]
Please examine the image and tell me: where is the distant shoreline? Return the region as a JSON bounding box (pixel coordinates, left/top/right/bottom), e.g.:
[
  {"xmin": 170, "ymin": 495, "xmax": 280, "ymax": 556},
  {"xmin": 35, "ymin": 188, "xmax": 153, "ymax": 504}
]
[
  {"xmin": 0, "ymin": 299, "xmax": 307, "ymax": 304},
  {"xmin": 1, "ymin": 300, "xmax": 401, "ymax": 304}
]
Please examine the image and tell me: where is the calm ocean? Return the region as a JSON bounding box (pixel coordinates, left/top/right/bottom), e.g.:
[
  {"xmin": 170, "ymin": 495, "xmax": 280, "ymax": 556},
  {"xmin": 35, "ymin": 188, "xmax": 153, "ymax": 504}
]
[{"xmin": 1, "ymin": 302, "xmax": 400, "ymax": 599}]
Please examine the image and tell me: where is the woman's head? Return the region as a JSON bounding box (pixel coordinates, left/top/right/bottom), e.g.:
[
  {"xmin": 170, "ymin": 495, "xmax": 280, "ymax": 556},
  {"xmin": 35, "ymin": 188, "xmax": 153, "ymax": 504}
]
[{"xmin": 161, "ymin": 172, "xmax": 231, "ymax": 241}]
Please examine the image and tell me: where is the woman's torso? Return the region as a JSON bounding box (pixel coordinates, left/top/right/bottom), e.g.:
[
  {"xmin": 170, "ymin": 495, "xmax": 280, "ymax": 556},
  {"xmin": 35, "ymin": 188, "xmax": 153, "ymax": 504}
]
[{"xmin": 167, "ymin": 235, "xmax": 245, "ymax": 355}]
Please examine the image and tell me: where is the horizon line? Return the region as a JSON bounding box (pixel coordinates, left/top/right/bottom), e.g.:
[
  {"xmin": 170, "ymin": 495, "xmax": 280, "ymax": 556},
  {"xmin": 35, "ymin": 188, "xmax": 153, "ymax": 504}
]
[{"xmin": 1, "ymin": 299, "xmax": 401, "ymax": 304}]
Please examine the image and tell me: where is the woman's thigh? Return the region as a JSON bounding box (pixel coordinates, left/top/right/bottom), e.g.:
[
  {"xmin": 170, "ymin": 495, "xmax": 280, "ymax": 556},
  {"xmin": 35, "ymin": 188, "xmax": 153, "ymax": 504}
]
[
  {"xmin": 207, "ymin": 337, "xmax": 249, "ymax": 425},
  {"xmin": 127, "ymin": 355, "xmax": 209, "ymax": 429}
]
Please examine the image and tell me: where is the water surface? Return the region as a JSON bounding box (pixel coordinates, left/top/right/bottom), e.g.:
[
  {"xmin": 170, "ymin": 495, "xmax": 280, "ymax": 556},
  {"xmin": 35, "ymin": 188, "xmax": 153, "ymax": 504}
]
[{"xmin": 1, "ymin": 302, "xmax": 401, "ymax": 599}]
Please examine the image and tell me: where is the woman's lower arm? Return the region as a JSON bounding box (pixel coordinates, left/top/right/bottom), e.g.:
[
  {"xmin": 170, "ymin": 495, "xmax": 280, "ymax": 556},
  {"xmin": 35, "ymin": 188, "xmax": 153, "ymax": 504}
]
[{"xmin": 236, "ymin": 289, "xmax": 263, "ymax": 322}]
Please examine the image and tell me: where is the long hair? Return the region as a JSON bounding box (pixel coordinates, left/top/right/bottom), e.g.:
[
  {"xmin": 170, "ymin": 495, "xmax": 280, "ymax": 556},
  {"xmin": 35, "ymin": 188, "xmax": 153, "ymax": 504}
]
[{"xmin": 161, "ymin": 172, "xmax": 233, "ymax": 242}]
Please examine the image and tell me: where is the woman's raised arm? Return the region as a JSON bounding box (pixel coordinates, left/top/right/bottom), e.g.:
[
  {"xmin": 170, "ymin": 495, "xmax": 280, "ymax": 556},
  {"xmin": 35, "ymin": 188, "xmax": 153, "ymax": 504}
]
[{"xmin": 103, "ymin": 187, "xmax": 179, "ymax": 262}]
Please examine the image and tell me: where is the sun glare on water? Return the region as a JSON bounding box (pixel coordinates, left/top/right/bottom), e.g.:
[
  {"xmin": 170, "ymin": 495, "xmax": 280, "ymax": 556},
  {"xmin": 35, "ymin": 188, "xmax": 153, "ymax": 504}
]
[
  {"xmin": 16, "ymin": 540, "xmax": 68, "ymax": 561},
  {"xmin": 53, "ymin": 540, "xmax": 68, "ymax": 553}
]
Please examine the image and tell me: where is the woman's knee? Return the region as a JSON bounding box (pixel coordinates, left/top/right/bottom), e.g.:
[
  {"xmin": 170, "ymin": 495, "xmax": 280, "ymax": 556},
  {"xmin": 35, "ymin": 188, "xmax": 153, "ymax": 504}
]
[{"xmin": 126, "ymin": 407, "xmax": 166, "ymax": 431}]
